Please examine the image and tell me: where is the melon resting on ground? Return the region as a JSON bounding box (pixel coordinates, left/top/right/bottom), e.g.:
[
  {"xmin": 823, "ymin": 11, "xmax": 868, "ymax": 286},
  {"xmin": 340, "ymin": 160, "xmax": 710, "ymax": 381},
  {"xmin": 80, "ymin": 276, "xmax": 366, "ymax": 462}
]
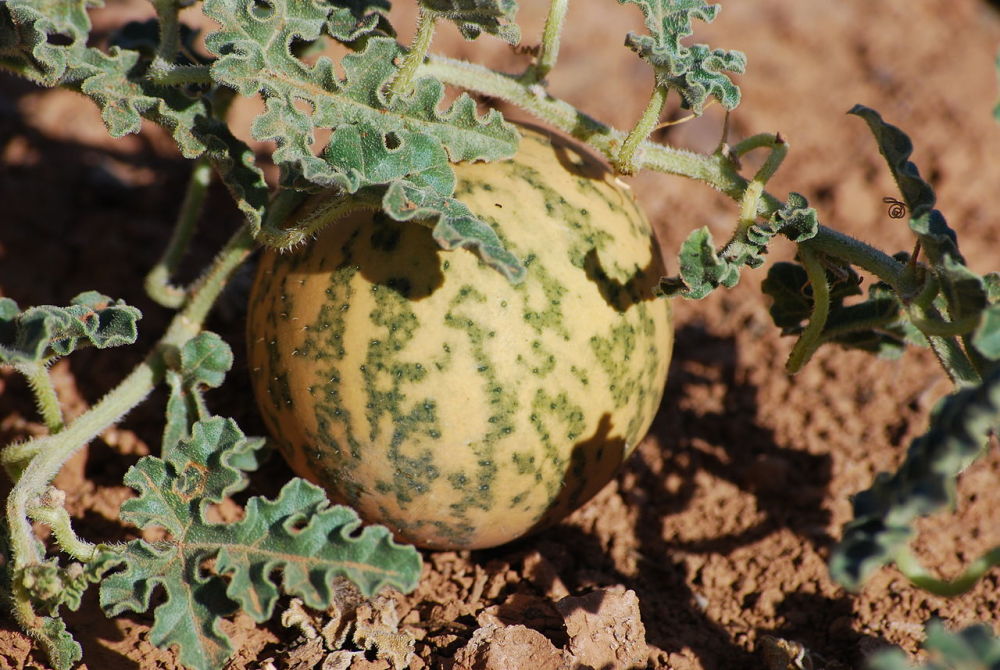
[{"xmin": 247, "ymin": 126, "xmax": 674, "ymax": 550}]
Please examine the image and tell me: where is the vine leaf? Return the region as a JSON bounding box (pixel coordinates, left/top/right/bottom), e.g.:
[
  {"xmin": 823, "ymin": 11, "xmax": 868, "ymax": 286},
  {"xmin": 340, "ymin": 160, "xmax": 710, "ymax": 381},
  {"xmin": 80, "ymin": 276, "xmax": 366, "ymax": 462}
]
[
  {"xmin": 0, "ymin": 292, "xmax": 141, "ymax": 366},
  {"xmin": 383, "ymin": 179, "xmax": 525, "ymax": 281},
  {"xmin": 618, "ymin": 0, "xmax": 745, "ymax": 113},
  {"xmin": 974, "ymin": 273, "xmax": 1000, "ymax": 361},
  {"xmin": 326, "ymin": 0, "xmax": 394, "ymax": 44},
  {"xmin": 761, "ymin": 261, "xmax": 921, "ymax": 359},
  {"xmin": 658, "ymin": 193, "xmax": 818, "ymax": 299},
  {"xmin": 202, "ymin": 1, "xmax": 522, "ymax": 276},
  {"xmin": 657, "ymin": 226, "xmax": 738, "ymax": 299},
  {"xmin": 101, "ymin": 417, "xmax": 421, "ymax": 670},
  {"xmin": 162, "ymin": 332, "xmax": 235, "ymax": 454},
  {"xmin": 0, "ymin": 0, "xmax": 93, "ymax": 86},
  {"xmin": 195, "ymin": 118, "xmax": 271, "ymax": 230},
  {"xmin": 848, "ymin": 105, "xmax": 960, "ymax": 266},
  {"xmin": 202, "ymin": 8, "xmax": 519, "ymax": 171},
  {"xmin": 421, "ymin": 0, "xmax": 521, "ymax": 44},
  {"xmin": 829, "ymin": 369, "xmax": 1000, "ymax": 591},
  {"xmin": 867, "ymin": 621, "xmax": 1000, "ymax": 670},
  {"xmin": 12, "ymin": 549, "xmax": 123, "ymax": 670}
]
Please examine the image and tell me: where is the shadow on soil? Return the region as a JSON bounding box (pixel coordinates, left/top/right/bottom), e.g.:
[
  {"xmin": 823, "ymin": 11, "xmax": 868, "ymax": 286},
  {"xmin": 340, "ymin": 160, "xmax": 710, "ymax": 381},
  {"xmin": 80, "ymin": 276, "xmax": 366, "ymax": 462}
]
[{"xmin": 471, "ymin": 324, "xmax": 865, "ymax": 667}]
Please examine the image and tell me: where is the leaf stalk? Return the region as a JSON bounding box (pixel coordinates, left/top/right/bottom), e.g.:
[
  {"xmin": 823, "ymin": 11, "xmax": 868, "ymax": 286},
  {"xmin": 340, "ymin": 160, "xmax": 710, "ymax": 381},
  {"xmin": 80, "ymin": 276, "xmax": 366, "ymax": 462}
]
[
  {"xmin": 145, "ymin": 156, "xmax": 213, "ymax": 309},
  {"xmin": 786, "ymin": 246, "xmax": 831, "ymax": 373},
  {"xmin": 15, "ymin": 361, "xmax": 64, "ymax": 433},
  {"xmin": 389, "ymin": 7, "xmax": 438, "ymax": 100},
  {"xmin": 522, "ymin": 0, "xmax": 569, "ymax": 84},
  {"xmin": 617, "ymin": 85, "xmax": 669, "ymax": 174}
]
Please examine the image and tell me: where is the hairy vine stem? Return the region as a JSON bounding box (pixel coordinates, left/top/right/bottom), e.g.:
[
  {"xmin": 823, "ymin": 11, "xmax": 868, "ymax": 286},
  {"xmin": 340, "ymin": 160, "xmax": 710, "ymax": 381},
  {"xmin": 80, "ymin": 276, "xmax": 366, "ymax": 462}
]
[
  {"xmin": 419, "ymin": 55, "xmax": 909, "ymax": 292},
  {"xmin": 5, "ymin": 224, "xmax": 254, "ymax": 579},
  {"xmin": 15, "ymin": 361, "xmax": 64, "ymax": 434},
  {"xmin": 389, "ymin": 6, "xmax": 438, "ymax": 99},
  {"xmin": 617, "ymin": 86, "xmax": 670, "ymax": 174},
  {"xmin": 523, "ymin": 0, "xmax": 569, "ymax": 84},
  {"xmin": 145, "ymin": 156, "xmax": 213, "ymax": 308},
  {"xmin": 786, "ymin": 246, "xmax": 831, "ymax": 373}
]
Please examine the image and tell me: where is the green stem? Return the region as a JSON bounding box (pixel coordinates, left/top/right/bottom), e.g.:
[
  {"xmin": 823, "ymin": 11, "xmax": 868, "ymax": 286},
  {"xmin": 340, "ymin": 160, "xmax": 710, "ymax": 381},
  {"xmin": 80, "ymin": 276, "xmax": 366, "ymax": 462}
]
[
  {"xmin": 786, "ymin": 246, "xmax": 831, "ymax": 373},
  {"xmin": 2, "ymin": 442, "xmax": 43, "ymax": 480},
  {"xmin": 29, "ymin": 492, "xmax": 97, "ymax": 562},
  {"xmin": 15, "ymin": 362, "xmax": 64, "ymax": 433},
  {"xmin": 730, "ymin": 132, "xmax": 783, "ymax": 157},
  {"xmin": 257, "ymin": 189, "xmax": 382, "ymax": 251},
  {"xmin": 909, "ymin": 311, "xmax": 981, "ymax": 337},
  {"xmin": 896, "ymin": 545, "xmax": 1000, "ymax": 597},
  {"xmin": 806, "ymin": 227, "xmax": 907, "ymax": 292},
  {"xmin": 6, "ymin": 224, "xmax": 255, "ymax": 574},
  {"xmin": 421, "ymin": 56, "xmax": 714, "ymax": 180},
  {"xmin": 750, "ymin": 137, "xmax": 788, "ymax": 186},
  {"xmin": 150, "ymin": 0, "xmax": 181, "ymax": 62},
  {"xmin": 390, "ymin": 8, "xmax": 438, "ymax": 99},
  {"xmin": 616, "ymin": 85, "xmax": 669, "ymax": 174},
  {"xmin": 145, "ymin": 156, "xmax": 213, "ymax": 309},
  {"xmin": 909, "ymin": 308, "xmax": 981, "ymax": 387},
  {"xmin": 522, "ymin": 0, "xmax": 569, "ymax": 84},
  {"xmin": 420, "ymin": 56, "xmax": 910, "ymax": 294}
]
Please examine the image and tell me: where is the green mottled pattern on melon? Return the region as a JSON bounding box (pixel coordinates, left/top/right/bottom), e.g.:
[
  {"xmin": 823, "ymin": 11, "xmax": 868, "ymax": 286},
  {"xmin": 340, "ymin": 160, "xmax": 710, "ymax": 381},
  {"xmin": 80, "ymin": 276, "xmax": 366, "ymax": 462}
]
[{"xmin": 247, "ymin": 127, "xmax": 673, "ymax": 550}]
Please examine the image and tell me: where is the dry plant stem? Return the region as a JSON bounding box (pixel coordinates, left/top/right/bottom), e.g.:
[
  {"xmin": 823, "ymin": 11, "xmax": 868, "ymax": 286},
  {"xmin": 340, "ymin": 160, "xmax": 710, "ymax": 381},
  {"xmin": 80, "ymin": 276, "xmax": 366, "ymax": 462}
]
[
  {"xmin": 15, "ymin": 361, "xmax": 64, "ymax": 433},
  {"xmin": 145, "ymin": 156, "xmax": 213, "ymax": 308},
  {"xmin": 389, "ymin": 7, "xmax": 437, "ymax": 99}
]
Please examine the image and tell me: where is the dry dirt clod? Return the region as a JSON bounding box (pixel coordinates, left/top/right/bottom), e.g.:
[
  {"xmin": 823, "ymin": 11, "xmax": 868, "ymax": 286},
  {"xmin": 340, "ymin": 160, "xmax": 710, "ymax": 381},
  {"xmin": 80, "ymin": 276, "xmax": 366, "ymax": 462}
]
[
  {"xmin": 450, "ymin": 623, "xmax": 567, "ymax": 670},
  {"xmin": 555, "ymin": 585, "xmax": 649, "ymax": 670}
]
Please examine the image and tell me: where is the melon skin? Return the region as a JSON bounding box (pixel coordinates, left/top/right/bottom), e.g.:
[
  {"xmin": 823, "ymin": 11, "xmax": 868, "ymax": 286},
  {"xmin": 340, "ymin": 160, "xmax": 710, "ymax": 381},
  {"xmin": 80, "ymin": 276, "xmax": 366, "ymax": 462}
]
[{"xmin": 247, "ymin": 127, "xmax": 673, "ymax": 550}]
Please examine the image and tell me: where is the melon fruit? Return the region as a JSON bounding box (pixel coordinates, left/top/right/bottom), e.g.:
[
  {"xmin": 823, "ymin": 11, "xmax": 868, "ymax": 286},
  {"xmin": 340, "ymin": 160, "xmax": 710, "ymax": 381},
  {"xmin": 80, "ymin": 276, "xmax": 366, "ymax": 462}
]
[{"xmin": 247, "ymin": 126, "xmax": 673, "ymax": 549}]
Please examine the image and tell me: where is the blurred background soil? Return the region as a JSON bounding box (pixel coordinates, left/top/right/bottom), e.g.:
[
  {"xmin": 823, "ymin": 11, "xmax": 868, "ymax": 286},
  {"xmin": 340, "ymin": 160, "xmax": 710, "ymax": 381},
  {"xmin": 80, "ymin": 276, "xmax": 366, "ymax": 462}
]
[{"xmin": 2, "ymin": 1, "xmax": 1000, "ymax": 668}]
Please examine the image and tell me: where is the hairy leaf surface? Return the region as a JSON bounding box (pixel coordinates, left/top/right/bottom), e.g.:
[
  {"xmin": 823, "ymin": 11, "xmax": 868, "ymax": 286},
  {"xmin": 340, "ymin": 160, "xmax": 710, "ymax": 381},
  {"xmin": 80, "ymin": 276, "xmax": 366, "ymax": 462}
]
[
  {"xmin": 830, "ymin": 370, "xmax": 1000, "ymax": 590},
  {"xmin": 619, "ymin": 0, "xmax": 744, "ymax": 112},
  {"xmin": 0, "ymin": 292, "xmax": 140, "ymax": 365},
  {"xmin": 421, "ymin": 0, "xmax": 520, "ymax": 44},
  {"xmin": 102, "ymin": 417, "xmax": 420, "ymax": 670}
]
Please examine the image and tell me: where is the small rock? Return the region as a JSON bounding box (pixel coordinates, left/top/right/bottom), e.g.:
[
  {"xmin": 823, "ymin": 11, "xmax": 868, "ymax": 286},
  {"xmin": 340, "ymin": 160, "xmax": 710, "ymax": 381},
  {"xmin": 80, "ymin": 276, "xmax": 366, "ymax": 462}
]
[
  {"xmin": 451, "ymin": 623, "xmax": 567, "ymax": 670},
  {"xmin": 555, "ymin": 586, "xmax": 648, "ymax": 670}
]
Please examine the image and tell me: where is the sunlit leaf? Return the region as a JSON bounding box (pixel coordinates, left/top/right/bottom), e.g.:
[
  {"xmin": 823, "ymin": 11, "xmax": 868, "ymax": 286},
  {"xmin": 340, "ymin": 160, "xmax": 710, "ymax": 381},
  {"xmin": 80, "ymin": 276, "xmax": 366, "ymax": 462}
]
[{"xmin": 102, "ymin": 417, "xmax": 421, "ymax": 670}]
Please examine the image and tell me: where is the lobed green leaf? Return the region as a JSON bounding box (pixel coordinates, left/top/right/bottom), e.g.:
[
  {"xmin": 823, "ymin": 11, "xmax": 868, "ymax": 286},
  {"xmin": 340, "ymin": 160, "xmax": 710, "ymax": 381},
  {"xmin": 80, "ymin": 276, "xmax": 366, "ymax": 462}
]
[
  {"xmin": 163, "ymin": 333, "xmax": 235, "ymax": 454},
  {"xmin": 867, "ymin": 620, "xmax": 1000, "ymax": 670},
  {"xmin": 657, "ymin": 226, "xmax": 739, "ymax": 299},
  {"xmin": 421, "ymin": 0, "xmax": 521, "ymax": 44},
  {"xmin": 849, "ymin": 105, "xmax": 961, "ymax": 268},
  {"xmin": 103, "ymin": 417, "xmax": 420, "ymax": 670},
  {"xmin": 383, "ymin": 180, "xmax": 526, "ymax": 281},
  {"xmin": 619, "ymin": 0, "xmax": 744, "ymax": 113},
  {"xmin": 0, "ymin": 292, "xmax": 140, "ymax": 366},
  {"xmin": 830, "ymin": 369, "xmax": 1000, "ymax": 591},
  {"xmin": 0, "ymin": 0, "xmax": 94, "ymax": 86},
  {"xmin": 326, "ymin": 0, "xmax": 394, "ymax": 44}
]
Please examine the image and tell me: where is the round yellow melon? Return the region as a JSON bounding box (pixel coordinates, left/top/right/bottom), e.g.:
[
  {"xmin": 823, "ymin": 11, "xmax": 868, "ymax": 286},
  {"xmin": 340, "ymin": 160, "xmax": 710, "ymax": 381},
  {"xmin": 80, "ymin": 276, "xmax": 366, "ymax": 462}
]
[{"xmin": 247, "ymin": 126, "xmax": 673, "ymax": 549}]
